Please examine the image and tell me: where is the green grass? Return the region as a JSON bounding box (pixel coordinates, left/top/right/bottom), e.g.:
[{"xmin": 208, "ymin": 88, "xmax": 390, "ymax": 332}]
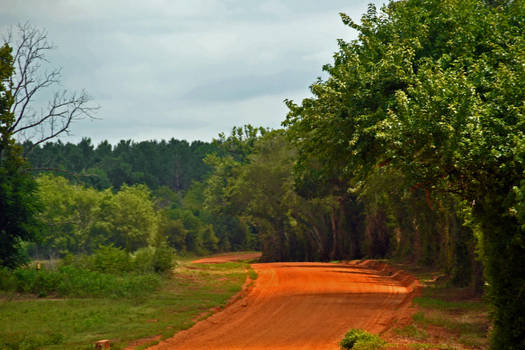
[
  {"xmin": 413, "ymin": 296, "xmax": 486, "ymax": 311},
  {"xmin": 383, "ymin": 260, "xmax": 490, "ymax": 349},
  {"xmin": 394, "ymin": 324, "xmax": 429, "ymax": 341},
  {"xmin": 0, "ymin": 260, "xmax": 251, "ymax": 350},
  {"xmin": 247, "ymin": 266, "xmax": 258, "ymax": 281}
]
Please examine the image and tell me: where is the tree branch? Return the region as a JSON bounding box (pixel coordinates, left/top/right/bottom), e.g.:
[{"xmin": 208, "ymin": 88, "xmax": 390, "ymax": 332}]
[{"xmin": 3, "ymin": 22, "xmax": 98, "ymax": 155}]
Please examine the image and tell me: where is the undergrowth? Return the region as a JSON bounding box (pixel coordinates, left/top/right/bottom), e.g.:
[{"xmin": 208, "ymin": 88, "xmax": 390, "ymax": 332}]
[
  {"xmin": 340, "ymin": 329, "xmax": 386, "ymax": 350},
  {"xmin": 0, "ymin": 257, "xmax": 253, "ymax": 350},
  {"xmin": 0, "ymin": 245, "xmax": 176, "ymax": 298},
  {"xmin": 0, "ymin": 265, "xmax": 161, "ymax": 298}
]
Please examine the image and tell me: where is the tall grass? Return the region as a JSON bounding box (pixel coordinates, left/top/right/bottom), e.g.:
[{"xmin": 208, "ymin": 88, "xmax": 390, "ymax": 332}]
[{"xmin": 0, "ymin": 265, "xmax": 161, "ymax": 298}]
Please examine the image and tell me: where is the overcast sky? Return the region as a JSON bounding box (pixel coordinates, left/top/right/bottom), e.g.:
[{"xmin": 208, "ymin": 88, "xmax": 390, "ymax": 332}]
[{"xmin": 1, "ymin": 0, "xmax": 385, "ymax": 145}]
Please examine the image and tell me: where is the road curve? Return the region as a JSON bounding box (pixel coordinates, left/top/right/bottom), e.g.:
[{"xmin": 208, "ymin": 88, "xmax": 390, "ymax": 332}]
[{"xmin": 149, "ymin": 261, "xmax": 418, "ymax": 350}]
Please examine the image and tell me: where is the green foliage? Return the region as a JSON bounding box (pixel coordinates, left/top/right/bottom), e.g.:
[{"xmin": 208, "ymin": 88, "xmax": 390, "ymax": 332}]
[
  {"xmin": 213, "ymin": 125, "xmax": 268, "ymax": 163},
  {"xmin": 97, "ymin": 184, "xmax": 159, "ymax": 251},
  {"xmin": 0, "ymin": 44, "xmax": 40, "ymax": 268},
  {"xmin": 340, "ymin": 329, "xmax": 386, "ymax": 350},
  {"xmin": 36, "ymin": 174, "xmax": 104, "ymax": 255},
  {"xmin": 0, "ymin": 265, "xmax": 161, "ymax": 298},
  {"xmin": 0, "ymin": 331, "xmax": 64, "ymax": 350},
  {"xmin": 200, "ymin": 224, "xmax": 219, "ymax": 252},
  {"xmin": 284, "ymin": 1, "xmax": 525, "ymax": 347},
  {"xmin": 90, "ymin": 245, "xmax": 132, "ymax": 273},
  {"xmin": 61, "ymin": 244, "xmax": 175, "ymax": 274},
  {"xmin": 151, "ymin": 241, "xmax": 176, "ymax": 272},
  {"xmin": 36, "ymin": 175, "xmax": 163, "ymax": 255}
]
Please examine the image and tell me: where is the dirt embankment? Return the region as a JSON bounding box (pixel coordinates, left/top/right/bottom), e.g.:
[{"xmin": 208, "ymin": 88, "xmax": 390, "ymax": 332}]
[
  {"xmin": 191, "ymin": 252, "xmax": 262, "ymax": 264},
  {"xmin": 148, "ymin": 258, "xmax": 419, "ymax": 350}
]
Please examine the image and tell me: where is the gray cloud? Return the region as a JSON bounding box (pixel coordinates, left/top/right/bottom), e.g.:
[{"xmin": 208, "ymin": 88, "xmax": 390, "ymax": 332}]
[
  {"xmin": 0, "ymin": 0, "xmax": 386, "ymax": 144},
  {"xmin": 183, "ymin": 69, "xmax": 314, "ymax": 101}
]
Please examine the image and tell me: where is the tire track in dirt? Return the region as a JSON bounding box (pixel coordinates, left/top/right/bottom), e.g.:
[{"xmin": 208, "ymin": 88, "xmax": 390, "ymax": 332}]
[{"xmin": 148, "ymin": 260, "xmax": 419, "ymax": 350}]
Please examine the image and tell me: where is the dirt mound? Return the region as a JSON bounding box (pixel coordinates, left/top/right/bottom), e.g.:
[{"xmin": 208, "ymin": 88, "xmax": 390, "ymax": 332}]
[
  {"xmin": 351, "ymin": 259, "xmax": 421, "ymax": 293},
  {"xmin": 148, "ymin": 260, "xmax": 419, "ymax": 350}
]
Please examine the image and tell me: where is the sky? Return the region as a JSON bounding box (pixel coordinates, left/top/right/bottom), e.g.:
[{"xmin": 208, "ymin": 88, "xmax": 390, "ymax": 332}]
[{"xmin": 0, "ymin": 0, "xmax": 386, "ymax": 145}]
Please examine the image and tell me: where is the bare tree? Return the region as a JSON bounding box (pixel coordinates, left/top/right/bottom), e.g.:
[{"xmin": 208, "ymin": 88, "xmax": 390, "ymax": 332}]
[{"xmin": 3, "ymin": 22, "xmax": 97, "ymax": 155}]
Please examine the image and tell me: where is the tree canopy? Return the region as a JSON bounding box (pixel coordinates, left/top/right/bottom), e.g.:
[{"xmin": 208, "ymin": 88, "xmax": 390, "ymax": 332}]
[{"xmin": 284, "ymin": 1, "xmax": 524, "ymax": 348}]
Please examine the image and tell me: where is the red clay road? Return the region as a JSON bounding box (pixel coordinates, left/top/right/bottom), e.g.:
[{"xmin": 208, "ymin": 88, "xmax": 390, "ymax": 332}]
[{"xmin": 149, "ymin": 260, "xmax": 418, "ymax": 350}]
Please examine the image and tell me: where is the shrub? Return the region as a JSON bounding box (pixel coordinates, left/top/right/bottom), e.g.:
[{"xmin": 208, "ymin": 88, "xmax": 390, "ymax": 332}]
[
  {"xmin": 0, "ymin": 265, "xmax": 161, "ymax": 298},
  {"xmin": 91, "ymin": 245, "xmax": 132, "ymax": 273},
  {"xmin": 133, "ymin": 247, "xmax": 156, "ymax": 273},
  {"xmin": 62, "ymin": 245, "xmax": 175, "ymax": 274},
  {"xmin": 340, "ymin": 329, "xmax": 386, "ymax": 350},
  {"xmin": 152, "ymin": 242, "xmax": 175, "ymax": 272}
]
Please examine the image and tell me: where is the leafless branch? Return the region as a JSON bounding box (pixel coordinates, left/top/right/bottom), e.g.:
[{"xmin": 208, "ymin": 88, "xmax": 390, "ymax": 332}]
[{"xmin": 2, "ymin": 22, "xmax": 98, "ymax": 153}]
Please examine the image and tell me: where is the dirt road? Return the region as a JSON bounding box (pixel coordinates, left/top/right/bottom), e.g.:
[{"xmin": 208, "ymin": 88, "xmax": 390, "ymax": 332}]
[{"xmin": 149, "ymin": 260, "xmax": 418, "ymax": 350}]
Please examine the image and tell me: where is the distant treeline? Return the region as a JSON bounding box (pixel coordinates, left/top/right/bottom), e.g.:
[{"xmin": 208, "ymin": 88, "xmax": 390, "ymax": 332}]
[{"xmin": 25, "ymin": 138, "xmax": 219, "ymax": 191}]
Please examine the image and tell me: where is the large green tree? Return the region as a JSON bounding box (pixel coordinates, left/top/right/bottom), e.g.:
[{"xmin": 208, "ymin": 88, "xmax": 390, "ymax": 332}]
[{"xmin": 284, "ymin": 1, "xmax": 524, "ymax": 348}]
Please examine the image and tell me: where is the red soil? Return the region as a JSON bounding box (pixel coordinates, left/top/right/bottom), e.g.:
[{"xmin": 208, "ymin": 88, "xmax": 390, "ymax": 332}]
[
  {"xmin": 191, "ymin": 252, "xmax": 262, "ymax": 264},
  {"xmin": 148, "ymin": 259, "xmax": 419, "ymax": 350}
]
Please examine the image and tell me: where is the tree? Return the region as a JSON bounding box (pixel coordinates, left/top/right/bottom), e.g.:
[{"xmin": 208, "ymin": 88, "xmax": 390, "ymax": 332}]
[
  {"xmin": 1, "ymin": 23, "xmax": 95, "ymax": 267},
  {"xmin": 0, "ymin": 43, "xmax": 40, "ymax": 267},
  {"xmin": 36, "ymin": 174, "xmax": 103, "ymax": 256},
  {"xmin": 284, "ymin": 1, "xmax": 524, "ymax": 348},
  {"xmin": 94, "ymin": 185, "xmax": 159, "ymax": 252},
  {"xmin": 4, "ymin": 23, "xmax": 96, "ymax": 154}
]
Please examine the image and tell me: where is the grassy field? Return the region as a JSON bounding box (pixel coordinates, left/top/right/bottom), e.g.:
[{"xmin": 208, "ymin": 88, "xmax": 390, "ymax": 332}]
[
  {"xmin": 383, "ymin": 262, "xmax": 490, "ymax": 350},
  {"xmin": 0, "ymin": 257, "xmax": 253, "ymax": 350}
]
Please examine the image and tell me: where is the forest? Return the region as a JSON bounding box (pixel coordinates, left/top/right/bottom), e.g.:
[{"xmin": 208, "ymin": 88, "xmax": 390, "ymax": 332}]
[{"xmin": 1, "ymin": 0, "xmax": 524, "ymax": 349}]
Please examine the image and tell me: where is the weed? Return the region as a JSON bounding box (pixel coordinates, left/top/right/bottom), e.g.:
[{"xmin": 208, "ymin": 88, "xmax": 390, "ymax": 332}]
[{"xmin": 340, "ymin": 329, "xmax": 386, "ymax": 350}]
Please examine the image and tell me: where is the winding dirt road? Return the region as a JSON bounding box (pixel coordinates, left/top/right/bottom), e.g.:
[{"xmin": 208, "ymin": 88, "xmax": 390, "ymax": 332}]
[{"xmin": 149, "ymin": 258, "xmax": 419, "ymax": 350}]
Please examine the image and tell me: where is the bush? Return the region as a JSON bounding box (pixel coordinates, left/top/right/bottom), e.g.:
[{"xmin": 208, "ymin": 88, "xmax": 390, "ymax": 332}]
[
  {"xmin": 340, "ymin": 329, "xmax": 386, "ymax": 350},
  {"xmin": 62, "ymin": 244, "xmax": 175, "ymax": 274},
  {"xmin": 133, "ymin": 247, "xmax": 156, "ymax": 273},
  {"xmin": 91, "ymin": 245, "xmax": 132, "ymax": 273},
  {"xmin": 0, "ymin": 244, "xmax": 174, "ymax": 298},
  {"xmin": 0, "ymin": 265, "xmax": 161, "ymax": 298},
  {"xmin": 152, "ymin": 242, "xmax": 175, "ymax": 272}
]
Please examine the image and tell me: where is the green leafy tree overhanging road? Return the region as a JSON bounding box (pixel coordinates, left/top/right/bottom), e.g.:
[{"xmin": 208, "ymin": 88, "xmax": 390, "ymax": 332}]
[{"xmin": 284, "ymin": 1, "xmax": 525, "ymax": 348}]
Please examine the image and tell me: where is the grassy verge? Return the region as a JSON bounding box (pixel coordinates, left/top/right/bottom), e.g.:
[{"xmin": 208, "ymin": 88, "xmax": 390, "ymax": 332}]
[
  {"xmin": 0, "ymin": 257, "xmax": 252, "ymax": 350},
  {"xmin": 337, "ymin": 261, "xmax": 490, "ymax": 350},
  {"xmin": 383, "ymin": 262, "xmax": 490, "ymax": 350}
]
